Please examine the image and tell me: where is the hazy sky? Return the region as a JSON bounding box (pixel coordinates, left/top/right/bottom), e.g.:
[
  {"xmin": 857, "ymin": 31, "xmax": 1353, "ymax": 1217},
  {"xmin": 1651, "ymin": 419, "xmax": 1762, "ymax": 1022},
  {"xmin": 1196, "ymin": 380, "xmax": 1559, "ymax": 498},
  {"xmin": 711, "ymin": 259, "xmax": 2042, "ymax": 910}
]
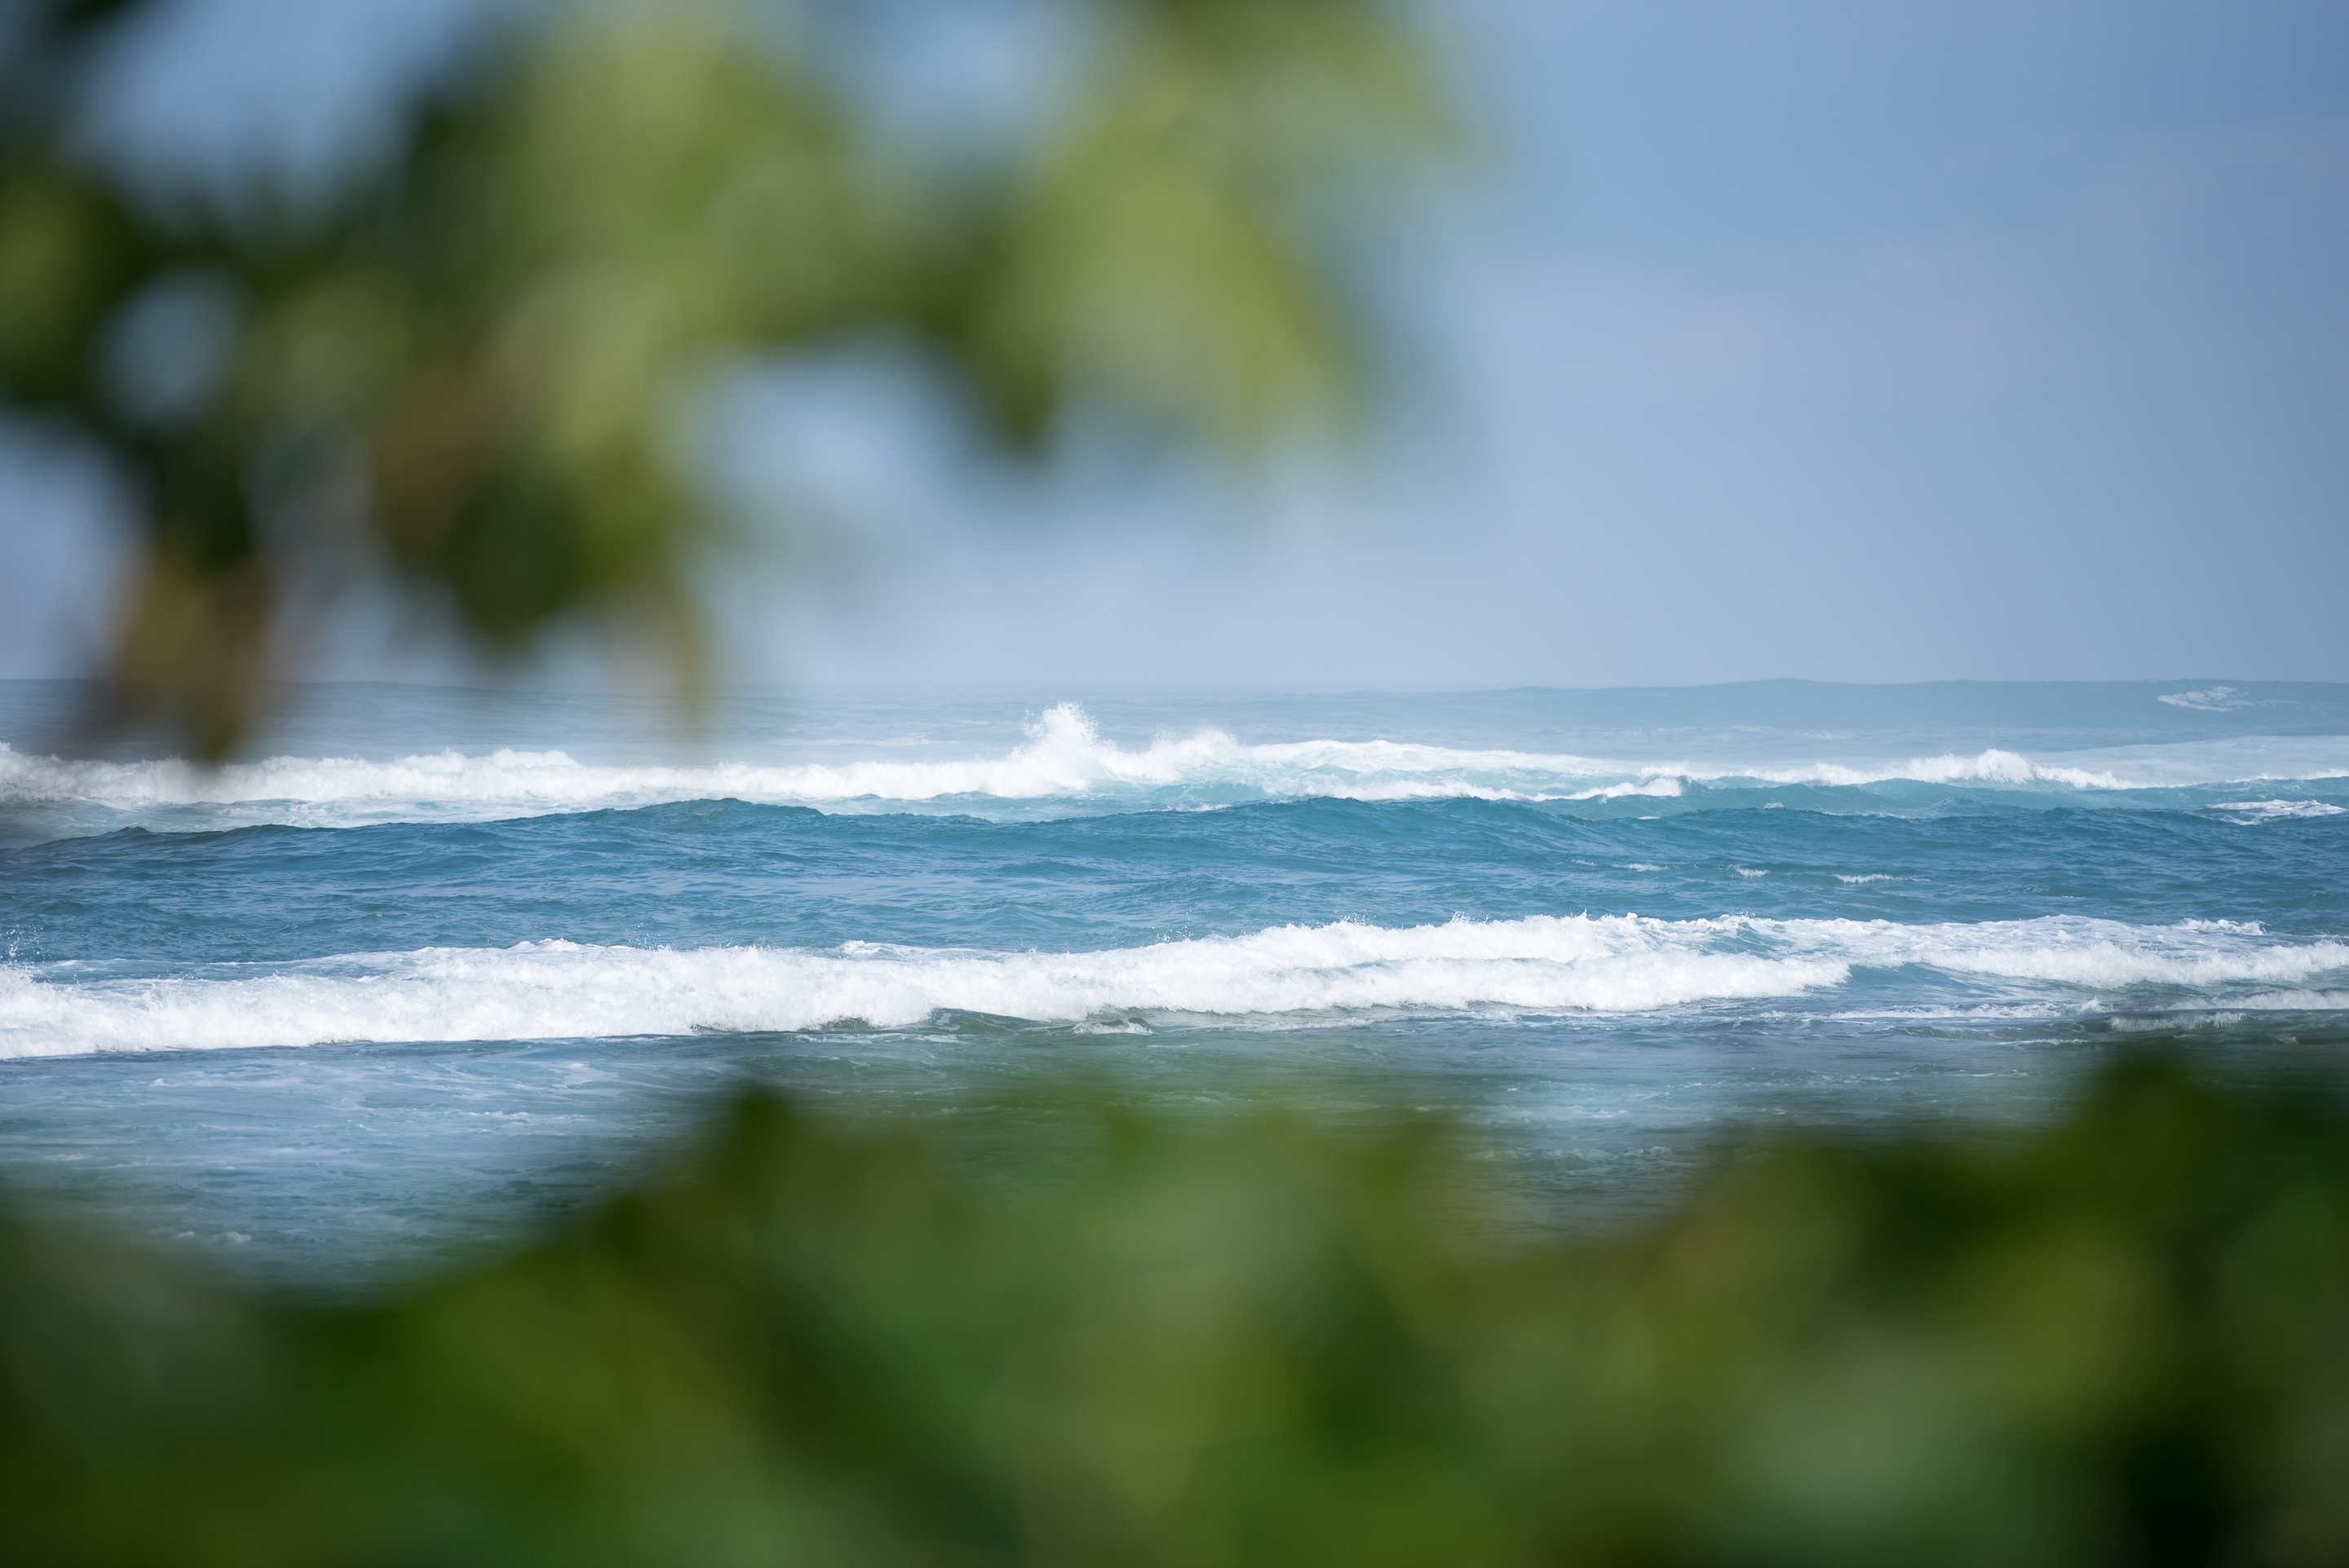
[{"xmin": 3, "ymin": 0, "xmax": 2344, "ymax": 690}]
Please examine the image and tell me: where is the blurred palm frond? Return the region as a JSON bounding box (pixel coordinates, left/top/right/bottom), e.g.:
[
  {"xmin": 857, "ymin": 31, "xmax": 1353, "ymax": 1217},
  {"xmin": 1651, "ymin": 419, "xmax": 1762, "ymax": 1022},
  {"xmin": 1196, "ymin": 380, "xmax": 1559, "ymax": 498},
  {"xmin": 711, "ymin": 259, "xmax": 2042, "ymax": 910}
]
[
  {"xmin": 3, "ymin": 1055, "xmax": 2345, "ymax": 1565},
  {"xmin": 0, "ymin": 0, "xmax": 1455, "ymax": 755}
]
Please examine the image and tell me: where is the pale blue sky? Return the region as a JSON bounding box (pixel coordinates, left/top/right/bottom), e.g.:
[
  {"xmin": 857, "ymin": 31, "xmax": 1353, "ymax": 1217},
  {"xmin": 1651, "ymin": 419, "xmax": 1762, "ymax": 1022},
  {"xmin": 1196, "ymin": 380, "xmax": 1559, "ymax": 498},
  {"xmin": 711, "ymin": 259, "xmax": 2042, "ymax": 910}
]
[{"xmin": 3, "ymin": 0, "xmax": 2344, "ymax": 688}]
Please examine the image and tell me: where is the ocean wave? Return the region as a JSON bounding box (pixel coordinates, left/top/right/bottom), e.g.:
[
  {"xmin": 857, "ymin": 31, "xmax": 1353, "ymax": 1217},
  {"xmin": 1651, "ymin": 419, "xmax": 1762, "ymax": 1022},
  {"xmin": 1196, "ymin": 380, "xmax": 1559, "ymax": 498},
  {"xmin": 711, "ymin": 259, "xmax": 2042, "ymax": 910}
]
[
  {"xmin": 2223, "ymin": 989, "xmax": 2349, "ymax": 1011},
  {"xmin": 4, "ymin": 914, "xmax": 2342, "ymax": 1058},
  {"xmin": 2105, "ymin": 1012, "xmax": 2245, "ymax": 1032},
  {"xmin": 2158, "ymin": 686, "xmax": 2268, "ymax": 713},
  {"xmin": 2209, "ymin": 800, "xmax": 2347, "ymax": 823},
  {"xmin": 5, "ymin": 704, "xmax": 2347, "ymax": 828}
]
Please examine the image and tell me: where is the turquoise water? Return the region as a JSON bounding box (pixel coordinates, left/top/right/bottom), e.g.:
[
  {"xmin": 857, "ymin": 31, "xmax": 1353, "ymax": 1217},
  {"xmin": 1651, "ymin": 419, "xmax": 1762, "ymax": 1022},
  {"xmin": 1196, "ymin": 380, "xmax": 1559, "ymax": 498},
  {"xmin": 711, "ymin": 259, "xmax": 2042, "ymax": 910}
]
[{"xmin": 3, "ymin": 678, "xmax": 2345, "ymax": 1290}]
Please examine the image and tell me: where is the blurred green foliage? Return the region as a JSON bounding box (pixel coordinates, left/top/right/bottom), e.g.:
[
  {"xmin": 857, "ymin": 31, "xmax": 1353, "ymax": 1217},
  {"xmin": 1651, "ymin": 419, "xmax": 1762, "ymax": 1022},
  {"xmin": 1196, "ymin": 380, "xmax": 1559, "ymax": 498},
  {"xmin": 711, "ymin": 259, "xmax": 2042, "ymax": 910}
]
[
  {"xmin": 3, "ymin": 1054, "xmax": 2344, "ymax": 1565},
  {"xmin": 0, "ymin": 0, "xmax": 1452, "ymax": 755}
]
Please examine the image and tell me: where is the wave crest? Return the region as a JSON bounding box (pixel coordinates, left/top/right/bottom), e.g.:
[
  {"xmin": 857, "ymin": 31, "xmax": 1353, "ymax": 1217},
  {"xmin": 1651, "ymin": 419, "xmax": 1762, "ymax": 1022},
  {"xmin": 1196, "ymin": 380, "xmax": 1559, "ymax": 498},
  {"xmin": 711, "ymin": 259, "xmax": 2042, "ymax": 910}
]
[
  {"xmin": 5, "ymin": 913, "xmax": 2342, "ymax": 1057},
  {"xmin": 5, "ymin": 704, "xmax": 2347, "ymax": 829}
]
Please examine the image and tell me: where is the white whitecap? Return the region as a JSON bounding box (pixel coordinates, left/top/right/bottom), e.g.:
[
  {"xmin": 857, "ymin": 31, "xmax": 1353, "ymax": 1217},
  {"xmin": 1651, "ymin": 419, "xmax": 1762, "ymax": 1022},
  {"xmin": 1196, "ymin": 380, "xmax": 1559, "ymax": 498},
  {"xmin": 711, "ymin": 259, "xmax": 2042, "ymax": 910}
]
[
  {"xmin": 4, "ymin": 912, "xmax": 2343, "ymax": 1058},
  {"xmin": 2210, "ymin": 800, "xmax": 2346, "ymax": 823},
  {"xmin": 2158, "ymin": 687, "xmax": 2263, "ymax": 712},
  {"xmin": 5, "ymin": 704, "xmax": 2347, "ymax": 831}
]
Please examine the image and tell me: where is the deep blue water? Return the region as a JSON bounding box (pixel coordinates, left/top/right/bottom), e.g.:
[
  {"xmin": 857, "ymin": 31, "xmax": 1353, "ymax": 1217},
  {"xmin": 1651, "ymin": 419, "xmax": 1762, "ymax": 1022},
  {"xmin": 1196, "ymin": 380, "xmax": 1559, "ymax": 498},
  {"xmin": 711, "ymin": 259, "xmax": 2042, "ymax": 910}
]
[{"xmin": 3, "ymin": 678, "xmax": 2345, "ymax": 1291}]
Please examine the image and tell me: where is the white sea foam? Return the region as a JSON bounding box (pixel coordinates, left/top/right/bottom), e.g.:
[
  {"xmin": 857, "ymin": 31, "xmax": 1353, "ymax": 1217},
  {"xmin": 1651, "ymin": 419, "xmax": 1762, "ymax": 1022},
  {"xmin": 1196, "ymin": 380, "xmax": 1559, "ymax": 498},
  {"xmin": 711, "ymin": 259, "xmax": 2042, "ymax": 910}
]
[
  {"xmin": 5, "ymin": 704, "xmax": 2347, "ymax": 828},
  {"xmin": 1565, "ymin": 778, "xmax": 1684, "ymax": 802},
  {"xmin": 4, "ymin": 914, "xmax": 2342, "ymax": 1058},
  {"xmin": 2159, "ymin": 686, "xmax": 2264, "ymax": 713},
  {"xmin": 2210, "ymin": 800, "xmax": 2346, "ymax": 823},
  {"xmin": 2224, "ymin": 989, "xmax": 2349, "ymax": 1011},
  {"xmin": 1737, "ymin": 748, "xmax": 2125, "ymax": 788}
]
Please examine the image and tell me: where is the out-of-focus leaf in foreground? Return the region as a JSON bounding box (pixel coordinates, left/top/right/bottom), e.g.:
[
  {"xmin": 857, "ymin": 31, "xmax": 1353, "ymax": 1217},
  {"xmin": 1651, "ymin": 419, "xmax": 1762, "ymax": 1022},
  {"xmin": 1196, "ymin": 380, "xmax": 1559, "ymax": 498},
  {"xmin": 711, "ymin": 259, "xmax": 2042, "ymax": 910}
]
[
  {"xmin": 3, "ymin": 1054, "xmax": 2345, "ymax": 1565},
  {"xmin": 0, "ymin": 0, "xmax": 1454, "ymax": 756}
]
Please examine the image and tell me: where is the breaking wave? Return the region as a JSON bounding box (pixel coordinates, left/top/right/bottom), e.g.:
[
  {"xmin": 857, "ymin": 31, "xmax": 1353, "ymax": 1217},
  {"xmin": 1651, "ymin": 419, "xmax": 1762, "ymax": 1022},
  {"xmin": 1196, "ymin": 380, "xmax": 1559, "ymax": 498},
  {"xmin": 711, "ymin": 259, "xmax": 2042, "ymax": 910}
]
[
  {"xmin": 6, "ymin": 913, "xmax": 2342, "ymax": 1057},
  {"xmin": 6, "ymin": 704, "xmax": 2348, "ymax": 832},
  {"xmin": 2210, "ymin": 800, "xmax": 2347, "ymax": 823}
]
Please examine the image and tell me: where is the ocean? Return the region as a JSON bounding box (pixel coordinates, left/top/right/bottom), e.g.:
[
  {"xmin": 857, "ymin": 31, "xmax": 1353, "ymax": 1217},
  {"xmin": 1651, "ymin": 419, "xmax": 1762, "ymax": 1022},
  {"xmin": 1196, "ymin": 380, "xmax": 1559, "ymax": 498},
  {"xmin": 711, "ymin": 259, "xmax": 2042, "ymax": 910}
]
[{"xmin": 3, "ymin": 677, "xmax": 2345, "ymax": 1293}]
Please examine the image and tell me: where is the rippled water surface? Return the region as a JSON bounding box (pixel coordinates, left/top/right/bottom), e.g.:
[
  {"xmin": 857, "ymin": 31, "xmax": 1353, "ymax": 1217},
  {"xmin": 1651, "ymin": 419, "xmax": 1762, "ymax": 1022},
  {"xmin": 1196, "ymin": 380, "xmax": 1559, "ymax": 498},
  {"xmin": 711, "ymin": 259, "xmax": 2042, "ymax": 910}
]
[{"xmin": 4, "ymin": 678, "xmax": 2344, "ymax": 1290}]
